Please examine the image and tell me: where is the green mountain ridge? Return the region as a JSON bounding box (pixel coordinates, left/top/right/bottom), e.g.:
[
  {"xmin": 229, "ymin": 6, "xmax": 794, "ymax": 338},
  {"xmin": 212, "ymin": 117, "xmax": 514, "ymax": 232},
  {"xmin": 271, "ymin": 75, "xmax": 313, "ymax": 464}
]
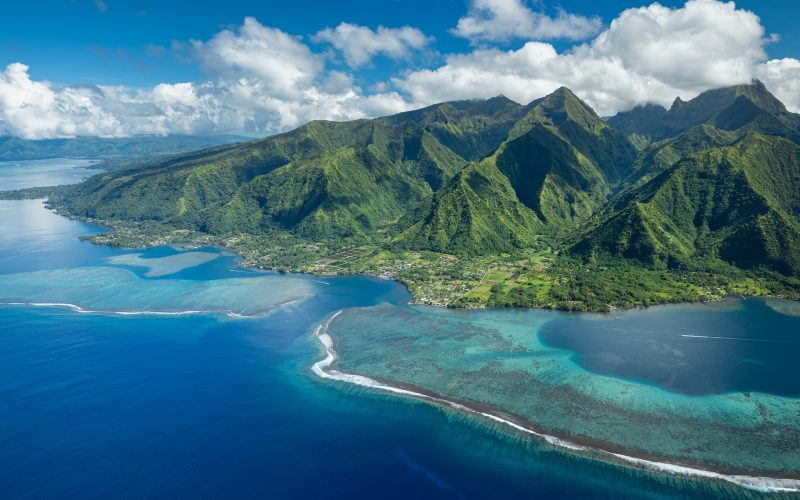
[
  {"xmin": 48, "ymin": 81, "xmax": 800, "ymax": 301},
  {"xmin": 392, "ymin": 160, "xmax": 541, "ymax": 255},
  {"xmin": 609, "ymin": 80, "xmax": 800, "ymax": 146},
  {"xmin": 389, "ymin": 87, "xmax": 636, "ymax": 254},
  {"xmin": 573, "ymin": 132, "xmax": 800, "ymax": 275},
  {"xmin": 509, "ymin": 87, "xmax": 637, "ymax": 186}
]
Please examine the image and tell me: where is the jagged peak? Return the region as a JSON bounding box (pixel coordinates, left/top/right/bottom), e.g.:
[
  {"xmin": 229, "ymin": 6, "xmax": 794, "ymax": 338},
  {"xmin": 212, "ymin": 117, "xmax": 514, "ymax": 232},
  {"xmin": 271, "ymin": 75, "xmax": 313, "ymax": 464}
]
[
  {"xmin": 684, "ymin": 80, "xmax": 786, "ymax": 113},
  {"xmin": 530, "ymin": 86, "xmax": 600, "ymax": 120},
  {"xmin": 488, "ymin": 93, "xmax": 513, "ymax": 102},
  {"xmin": 669, "ymin": 97, "xmax": 686, "ymax": 112},
  {"xmin": 730, "ymin": 78, "xmax": 768, "ymax": 93},
  {"xmin": 541, "ymin": 86, "xmax": 580, "ymax": 104},
  {"xmin": 551, "ymin": 85, "xmax": 575, "ymax": 96}
]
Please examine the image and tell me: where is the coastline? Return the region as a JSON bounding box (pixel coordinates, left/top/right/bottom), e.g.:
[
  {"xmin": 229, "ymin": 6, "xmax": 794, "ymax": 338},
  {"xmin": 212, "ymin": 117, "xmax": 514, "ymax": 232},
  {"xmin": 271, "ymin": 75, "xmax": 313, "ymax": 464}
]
[
  {"xmin": 311, "ymin": 310, "xmax": 800, "ymax": 493},
  {"xmin": 45, "ymin": 214, "xmax": 798, "ymax": 314},
  {"xmin": 2, "ymin": 195, "xmax": 796, "ymax": 313}
]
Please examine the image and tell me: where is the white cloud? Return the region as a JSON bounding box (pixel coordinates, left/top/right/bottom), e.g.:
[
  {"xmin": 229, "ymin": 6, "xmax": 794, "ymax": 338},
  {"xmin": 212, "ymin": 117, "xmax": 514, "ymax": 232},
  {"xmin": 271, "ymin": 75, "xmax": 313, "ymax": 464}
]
[
  {"xmin": 315, "ymin": 23, "xmax": 432, "ymax": 68},
  {"xmin": 1, "ymin": 2, "xmax": 799, "ymax": 140},
  {"xmin": 452, "ymin": 0, "xmax": 602, "ymax": 42},
  {"xmin": 0, "ymin": 19, "xmax": 410, "ymax": 139},
  {"xmin": 756, "ymin": 58, "xmax": 800, "ymax": 112},
  {"xmin": 399, "ymin": 0, "xmax": 798, "ymax": 115},
  {"xmin": 0, "ymin": 63, "xmax": 120, "ymax": 138},
  {"xmin": 192, "ymin": 17, "xmax": 323, "ymax": 99},
  {"xmin": 589, "ymin": 0, "xmax": 766, "ymax": 90}
]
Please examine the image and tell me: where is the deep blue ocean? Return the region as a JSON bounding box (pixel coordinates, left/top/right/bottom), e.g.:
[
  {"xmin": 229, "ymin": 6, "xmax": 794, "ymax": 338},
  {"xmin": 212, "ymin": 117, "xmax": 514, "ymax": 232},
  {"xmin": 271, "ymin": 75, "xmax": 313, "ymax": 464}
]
[{"xmin": 1, "ymin": 160, "xmax": 797, "ymax": 499}]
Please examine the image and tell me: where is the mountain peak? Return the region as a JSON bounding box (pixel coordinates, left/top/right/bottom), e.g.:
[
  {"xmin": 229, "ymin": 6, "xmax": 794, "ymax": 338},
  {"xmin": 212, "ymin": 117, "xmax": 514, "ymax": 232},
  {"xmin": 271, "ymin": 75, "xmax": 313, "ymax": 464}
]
[
  {"xmin": 731, "ymin": 79, "xmax": 787, "ymax": 113},
  {"xmin": 530, "ymin": 86, "xmax": 599, "ymax": 123},
  {"xmin": 611, "ymin": 80, "xmax": 798, "ymax": 143},
  {"xmin": 552, "ymin": 85, "xmax": 575, "ymax": 96},
  {"xmin": 541, "ymin": 86, "xmax": 580, "ymax": 104},
  {"xmin": 669, "ymin": 97, "xmax": 686, "ymax": 112},
  {"xmin": 507, "ymin": 86, "xmax": 616, "ymax": 145}
]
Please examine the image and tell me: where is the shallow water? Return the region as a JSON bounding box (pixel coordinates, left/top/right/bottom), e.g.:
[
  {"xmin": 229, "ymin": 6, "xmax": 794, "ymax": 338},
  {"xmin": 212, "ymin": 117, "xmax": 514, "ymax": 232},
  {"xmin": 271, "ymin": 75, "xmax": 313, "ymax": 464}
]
[
  {"xmin": 1, "ymin": 160, "xmax": 798, "ymax": 498},
  {"xmin": 326, "ymin": 303, "xmax": 800, "ymax": 478}
]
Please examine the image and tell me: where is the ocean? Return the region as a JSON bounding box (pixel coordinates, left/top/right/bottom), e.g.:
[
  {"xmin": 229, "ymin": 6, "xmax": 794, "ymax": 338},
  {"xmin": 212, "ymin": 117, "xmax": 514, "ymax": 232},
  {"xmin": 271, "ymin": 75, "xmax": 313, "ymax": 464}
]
[{"xmin": 1, "ymin": 160, "xmax": 797, "ymax": 499}]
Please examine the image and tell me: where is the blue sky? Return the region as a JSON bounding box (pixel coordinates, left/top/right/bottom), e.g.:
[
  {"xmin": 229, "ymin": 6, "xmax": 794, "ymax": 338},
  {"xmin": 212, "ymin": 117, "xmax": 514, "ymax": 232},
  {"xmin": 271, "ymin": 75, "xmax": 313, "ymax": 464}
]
[
  {"xmin": 3, "ymin": 0, "xmax": 799, "ymax": 86},
  {"xmin": 1, "ymin": 0, "xmax": 799, "ymax": 138}
]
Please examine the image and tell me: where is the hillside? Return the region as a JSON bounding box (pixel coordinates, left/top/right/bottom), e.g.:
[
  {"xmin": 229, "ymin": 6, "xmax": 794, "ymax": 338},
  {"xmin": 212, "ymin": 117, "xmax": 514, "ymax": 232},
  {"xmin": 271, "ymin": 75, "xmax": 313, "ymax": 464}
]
[
  {"xmin": 573, "ymin": 133, "xmax": 800, "ymax": 275},
  {"xmin": 393, "ymin": 88, "xmax": 635, "ymax": 254},
  {"xmin": 508, "ymin": 87, "xmax": 637, "ymax": 186},
  {"xmin": 393, "ymin": 160, "xmax": 541, "ymax": 255},
  {"xmin": 60, "ymin": 98, "xmax": 523, "ymax": 241}
]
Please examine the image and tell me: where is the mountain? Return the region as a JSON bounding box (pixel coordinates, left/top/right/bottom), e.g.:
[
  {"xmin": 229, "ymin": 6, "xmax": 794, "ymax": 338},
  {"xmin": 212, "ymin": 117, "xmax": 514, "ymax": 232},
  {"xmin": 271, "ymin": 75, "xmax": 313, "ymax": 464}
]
[
  {"xmin": 0, "ymin": 134, "xmax": 247, "ymax": 161},
  {"xmin": 606, "ymin": 103, "xmax": 667, "ymax": 149},
  {"xmin": 573, "ymin": 132, "xmax": 800, "ymax": 275},
  {"xmin": 622, "ymin": 124, "xmax": 737, "ymax": 188},
  {"xmin": 508, "ymin": 87, "xmax": 637, "ymax": 186},
  {"xmin": 51, "ymin": 81, "xmax": 800, "ymax": 284},
  {"xmin": 380, "ymin": 94, "xmax": 529, "ymax": 161},
  {"xmin": 609, "ymin": 80, "xmax": 800, "ymax": 145},
  {"xmin": 59, "ymin": 97, "xmax": 522, "ymax": 240},
  {"xmin": 391, "ymin": 87, "xmax": 636, "ymax": 254}
]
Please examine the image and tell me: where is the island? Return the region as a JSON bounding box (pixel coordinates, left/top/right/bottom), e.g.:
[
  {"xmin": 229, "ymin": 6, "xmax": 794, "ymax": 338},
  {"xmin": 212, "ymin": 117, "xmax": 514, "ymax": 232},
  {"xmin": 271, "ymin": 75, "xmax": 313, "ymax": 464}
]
[{"xmin": 10, "ymin": 80, "xmax": 798, "ymax": 312}]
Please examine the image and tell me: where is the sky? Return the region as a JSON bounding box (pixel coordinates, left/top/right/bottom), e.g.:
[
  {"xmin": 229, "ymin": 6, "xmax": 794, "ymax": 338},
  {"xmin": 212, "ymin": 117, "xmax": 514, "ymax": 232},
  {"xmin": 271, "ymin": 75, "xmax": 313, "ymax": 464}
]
[{"xmin": 1, "ymin": 0, "xmax": 799, "ymax": 139}]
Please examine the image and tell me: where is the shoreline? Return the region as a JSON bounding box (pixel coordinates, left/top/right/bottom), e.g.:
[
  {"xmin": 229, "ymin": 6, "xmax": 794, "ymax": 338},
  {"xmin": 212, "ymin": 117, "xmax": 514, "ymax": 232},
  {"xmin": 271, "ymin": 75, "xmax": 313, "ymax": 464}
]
[
  {"xmin": 311, "ymin": 310, "xmax": 800, "ymax": 493},
  {"xmin": 2, "ymin": 197, "xmax": 795, "ymax": 313}
]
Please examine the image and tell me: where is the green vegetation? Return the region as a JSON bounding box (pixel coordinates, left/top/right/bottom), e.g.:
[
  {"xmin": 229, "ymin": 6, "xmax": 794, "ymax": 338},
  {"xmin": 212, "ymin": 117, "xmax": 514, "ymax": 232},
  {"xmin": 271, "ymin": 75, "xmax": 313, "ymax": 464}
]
[
  {"xmin": 392, "ymin": 160, "xmax": 542, "ymax": 255},
  {"xmin": 574, "ymin": 133, "xmax": 800, "ymax": 276},
  {"xmin": 36, "ymin": 81, "xmax": 800, "ymax": 311}
]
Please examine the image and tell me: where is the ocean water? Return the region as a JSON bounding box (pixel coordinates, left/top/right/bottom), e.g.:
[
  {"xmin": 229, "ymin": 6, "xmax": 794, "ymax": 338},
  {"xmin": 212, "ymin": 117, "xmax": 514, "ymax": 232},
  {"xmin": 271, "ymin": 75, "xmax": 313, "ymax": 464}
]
[
  {"xmin": 0, "ymin": 158, "xmax": 104, "ymax": 191},
  {"xmin": 538, "ymin": 301, "xmax": 800, "ymax": 397},
  {"xmin": 1, "ymin": 160, "xmax": 798, "ymax": 499}
]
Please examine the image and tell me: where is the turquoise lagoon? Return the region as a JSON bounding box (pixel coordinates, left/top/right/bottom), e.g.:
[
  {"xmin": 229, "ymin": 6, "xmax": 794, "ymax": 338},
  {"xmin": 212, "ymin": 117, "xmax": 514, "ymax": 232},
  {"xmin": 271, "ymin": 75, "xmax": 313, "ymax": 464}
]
[
  {"xmin": 2, "ymin": 160, "xmax": 800, "ymax": 498},
  {"xmin": 322, "ymin": 303, "xmax": 800, "ymax": 488}
]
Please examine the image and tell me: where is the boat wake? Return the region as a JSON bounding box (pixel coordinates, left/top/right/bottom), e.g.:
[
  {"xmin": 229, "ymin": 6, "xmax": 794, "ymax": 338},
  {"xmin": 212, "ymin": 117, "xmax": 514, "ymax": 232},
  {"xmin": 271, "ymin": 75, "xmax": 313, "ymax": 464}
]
[
  {"xmin": 681, "ymin": 334, "xmax": 783, "ymax": 343},
  {"xmin": 313, "ymin": 310, "xmax": 800, "ymax": 494}
]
